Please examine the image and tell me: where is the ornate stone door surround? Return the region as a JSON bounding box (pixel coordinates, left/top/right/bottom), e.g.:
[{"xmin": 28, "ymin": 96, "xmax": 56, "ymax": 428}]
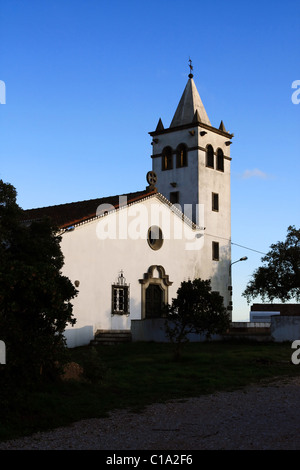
[{"xmin": 139, "ymin": 265, "xmax": 173, "ymax": 319}]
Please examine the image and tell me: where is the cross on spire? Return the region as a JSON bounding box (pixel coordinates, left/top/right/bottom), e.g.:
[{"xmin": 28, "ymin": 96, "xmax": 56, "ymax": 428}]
[{"xmin": 188, "ymin": 58, "xmax": 193, "ymax": 78}]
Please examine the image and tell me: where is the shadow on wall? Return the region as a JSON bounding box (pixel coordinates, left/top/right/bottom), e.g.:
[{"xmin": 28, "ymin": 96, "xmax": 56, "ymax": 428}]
[
  {"xmin": 101, "ymin": 295, "xmax": 141, "ymax": 330},
  {"xmin": 64, "ymin": 325, "xmax": 94, "ymax": 348},
  {"xmin": 210, "ymin": 241, "xmax": 231, "ymax": 308},
  {"xmin": 131, "ymin": 318, "xmax": 224, "ymax": 342}
]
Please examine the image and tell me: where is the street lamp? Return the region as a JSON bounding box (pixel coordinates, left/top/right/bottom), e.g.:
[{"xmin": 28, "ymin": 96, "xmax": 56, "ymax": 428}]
[
  {"xmin": 231, "ymin": 256, "xmax": 248, "ymax": 268},
  {"xmin": 229, "ymin": 256, "xmax": 248, "ymax": 275}
]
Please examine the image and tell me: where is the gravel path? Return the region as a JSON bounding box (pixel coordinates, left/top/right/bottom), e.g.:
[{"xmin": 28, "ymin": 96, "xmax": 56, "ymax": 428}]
[{"xmin": 1, "ymin": 377, "xmax": 300, "ymax": 450}]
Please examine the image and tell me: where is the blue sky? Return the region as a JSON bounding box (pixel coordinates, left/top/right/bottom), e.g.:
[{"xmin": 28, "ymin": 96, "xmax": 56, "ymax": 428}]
[{"xmin": 1, "ymin": 0, "xmax": 299, "ymax": 321}]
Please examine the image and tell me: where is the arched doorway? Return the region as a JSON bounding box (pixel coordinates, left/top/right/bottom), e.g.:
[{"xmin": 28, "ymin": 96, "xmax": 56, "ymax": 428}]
[
  {"xmin": 139, "ymin": 265, "xmax": 173, "ymax": 319},
  {"xmin": 145, "ymin": 284, "xmax": 164, "ymax": 318}
]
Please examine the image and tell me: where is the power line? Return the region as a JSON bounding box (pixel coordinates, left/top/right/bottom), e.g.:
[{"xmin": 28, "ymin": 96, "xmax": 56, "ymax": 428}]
[
  {"xmin": 204, "ymin": 232, "xmax": 267, "ymax": 255},
  {"xmin": 231, "ymin": 242, "xmax": 267, "ymax": 256}
]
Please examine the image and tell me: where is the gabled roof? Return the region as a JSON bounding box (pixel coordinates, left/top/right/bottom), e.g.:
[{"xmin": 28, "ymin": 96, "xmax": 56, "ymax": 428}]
[
  {"xmin": 170, "ymin": 76, "xmax": 211, "ymax": 128},
  {"xmin": 22, "ymin": 187, "xmax": 200, "ymax": 232},
  {"xmin": 22, "ymin": 189, "xmax": 157, "ymax": 229}
]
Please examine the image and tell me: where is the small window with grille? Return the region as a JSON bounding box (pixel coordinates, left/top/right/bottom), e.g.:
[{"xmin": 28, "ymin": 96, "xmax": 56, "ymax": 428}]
[{"xmin": 112, "ymin": 271, "xmax": 129, "ymax": 315}]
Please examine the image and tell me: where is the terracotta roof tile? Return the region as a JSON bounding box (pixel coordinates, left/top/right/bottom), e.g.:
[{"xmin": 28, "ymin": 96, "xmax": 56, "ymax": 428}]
[{"xmin": 22, "ymin": 189, "xmax": 157, "ymax": 229}]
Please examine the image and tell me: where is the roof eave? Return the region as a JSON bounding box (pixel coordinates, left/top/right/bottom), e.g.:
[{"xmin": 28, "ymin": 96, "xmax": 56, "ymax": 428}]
[{"xmin": 149, "ymin": 121, "xmax": 234, "ymax": 139}]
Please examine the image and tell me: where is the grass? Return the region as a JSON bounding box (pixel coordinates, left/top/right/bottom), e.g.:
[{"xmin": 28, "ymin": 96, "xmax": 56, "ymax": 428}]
[{"xmin": 0, "ymin": 340, "xmax": 299, "ymax": 442}]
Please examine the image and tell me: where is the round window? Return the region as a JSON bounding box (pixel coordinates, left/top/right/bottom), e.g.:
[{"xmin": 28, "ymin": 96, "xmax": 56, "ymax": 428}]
[{"xmin": 147, "ymin": 226, "xmax": 163, "ymax": 251}]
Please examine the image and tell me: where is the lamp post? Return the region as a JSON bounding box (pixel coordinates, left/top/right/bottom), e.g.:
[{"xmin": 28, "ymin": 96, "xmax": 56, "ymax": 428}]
[{"xmin": 230, "ymin": 256, "xmax": 248, "ymax": 269}]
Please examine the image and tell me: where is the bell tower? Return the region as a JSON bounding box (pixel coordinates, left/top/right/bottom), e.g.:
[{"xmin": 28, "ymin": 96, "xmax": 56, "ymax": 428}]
[{"xmin": 149, "ymin": 63, "xmax": 233, "ymax": 308}]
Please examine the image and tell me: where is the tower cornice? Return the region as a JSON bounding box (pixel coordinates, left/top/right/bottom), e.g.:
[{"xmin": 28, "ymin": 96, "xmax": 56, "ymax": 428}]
[{"xmin": 149, "ymin": 120, "xmax": 234, "ymax": 140}]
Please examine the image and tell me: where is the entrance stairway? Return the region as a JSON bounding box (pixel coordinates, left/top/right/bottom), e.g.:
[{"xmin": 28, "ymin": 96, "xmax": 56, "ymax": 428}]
[
  {"xmin": 91, "ymin": 329, "xmax": 132, "ymax": 345},
  {"xmin": 223, "ymin": 323, "xmax": 273, "ymax": 342}
]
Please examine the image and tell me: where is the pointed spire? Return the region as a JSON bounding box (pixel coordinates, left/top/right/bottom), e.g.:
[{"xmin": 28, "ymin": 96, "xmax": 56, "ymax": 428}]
[
  {"xmin": 155, "ymin": 118, "xmax": 164, "ymax": 131},
  {"xmin": 219, "ymin": 120, "xmax": 226, "ymax": 132},
  {"xmin": 170, "ymin": 64, "xmax": 211, "ymax": 128},
  {"xmin": 192, "ymin": 110, "xmax": 201, "ymax": 123}
]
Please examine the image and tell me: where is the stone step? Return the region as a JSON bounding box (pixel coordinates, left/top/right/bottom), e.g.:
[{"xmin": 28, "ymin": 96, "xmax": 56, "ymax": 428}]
[
  {"xmin": 91, "ymin": 330, "xmax": 132, "ymax": 345},
  {"xmin": 223, "ymin": 326, "xmax": 272, "ymax": 342}
]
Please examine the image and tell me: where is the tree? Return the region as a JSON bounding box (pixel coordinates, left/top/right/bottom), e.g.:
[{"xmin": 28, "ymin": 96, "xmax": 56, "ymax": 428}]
[
  {"xmin": 165, "ymin": 278, "xmax": 230, "ymax": 360},
  {"xmin": 0, "ymin": 179, "xmax": 77, "ymax": 385},
  {"xmin": 243, "ymin": 226, "xmax": 300, "ymax": 304}
]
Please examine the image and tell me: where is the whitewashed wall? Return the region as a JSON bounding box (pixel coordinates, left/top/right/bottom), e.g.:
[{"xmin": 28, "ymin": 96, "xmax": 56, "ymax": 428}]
[{"xmin": 60, "ymin": 195, "xmax": 231, "ymax": 347}]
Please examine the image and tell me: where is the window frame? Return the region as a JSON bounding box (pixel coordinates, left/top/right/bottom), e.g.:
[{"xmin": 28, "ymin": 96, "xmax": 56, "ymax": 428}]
[
  {"xmin": 212, "ymin": 192, "xmax": 219, "ymax": 212},
  {"xmin": 162, "ymin": 146, "xmax": 173, "ymax": 171},
  {"xmin": 111, "ymin": 285, "xmax": 129, "ymax": 315},
  {"xmin": 212, "ymin": 241, "xmax": 219, "ymax": 261},
  {"xmin": 147, "ymin": 225, "xmax": 164, "ymax": 251},
  {"xmin": 176, "ymin": 143, "xmax": 188, "ymax": 168},
  {"xmin": 206, "ymin": 145, "xmax": 214, "ymax": 168},
  {"xmin": 216, "ymin": 148, "xmax": 224, "ymax": 172}
]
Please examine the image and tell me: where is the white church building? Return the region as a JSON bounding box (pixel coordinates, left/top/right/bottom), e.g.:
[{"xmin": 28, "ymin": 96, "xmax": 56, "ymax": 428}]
[{"xmin": 24, "ymin": 69, "xmax": 234, "ymax": 347}]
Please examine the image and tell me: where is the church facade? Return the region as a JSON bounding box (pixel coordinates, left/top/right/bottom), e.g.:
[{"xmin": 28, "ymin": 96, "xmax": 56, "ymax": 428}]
[{"xmin": 24, "ymin": 70, "xmax": 233, "ymax": 347}]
